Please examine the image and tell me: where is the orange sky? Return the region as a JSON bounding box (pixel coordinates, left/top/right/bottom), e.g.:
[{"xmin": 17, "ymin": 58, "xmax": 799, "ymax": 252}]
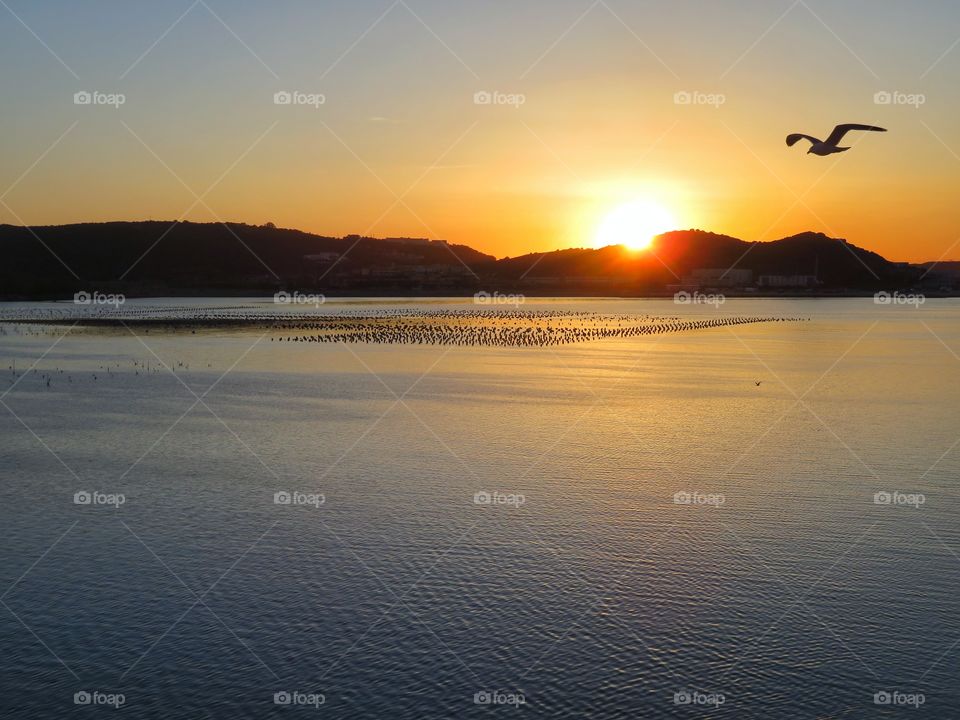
[{"xmin": 1, "ymin": 1, "xmax": 958, "ymax": 262}]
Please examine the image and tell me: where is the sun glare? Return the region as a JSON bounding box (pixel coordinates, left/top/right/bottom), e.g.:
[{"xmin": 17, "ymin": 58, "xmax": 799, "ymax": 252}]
[{"xmin": 594, "ymin": 199, "xmax": 676, "ymax": 251}]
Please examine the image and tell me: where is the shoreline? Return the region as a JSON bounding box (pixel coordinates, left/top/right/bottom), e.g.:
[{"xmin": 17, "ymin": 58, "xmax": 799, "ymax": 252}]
[{"xmin": 0, "ymin": 290, "xmax": 953, "ymax": 302}]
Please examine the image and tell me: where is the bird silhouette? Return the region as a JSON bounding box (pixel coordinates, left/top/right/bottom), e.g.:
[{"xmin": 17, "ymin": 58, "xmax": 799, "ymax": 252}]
[
  {"xmin": 786, "ymin": 123, "xmax": 887, "ymax": 156},
  {"xmin": 754, "ymin": 381, "xmax": 762, "ymax": 386}
]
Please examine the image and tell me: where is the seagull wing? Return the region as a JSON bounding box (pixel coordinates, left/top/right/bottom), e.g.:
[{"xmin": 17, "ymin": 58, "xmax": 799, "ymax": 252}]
[
  {"xmin": 786, "ymin": 133, "xmax": 819, "ymax": 147},
  {"xmin": 824, "ymin": 124, "xmax": 887, "ymax": 146}
]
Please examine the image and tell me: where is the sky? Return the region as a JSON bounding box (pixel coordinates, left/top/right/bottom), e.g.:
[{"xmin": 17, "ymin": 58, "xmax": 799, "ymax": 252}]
[{"xmin": 0, "ymin": 0, "xmax": 959, "ymax": 262}]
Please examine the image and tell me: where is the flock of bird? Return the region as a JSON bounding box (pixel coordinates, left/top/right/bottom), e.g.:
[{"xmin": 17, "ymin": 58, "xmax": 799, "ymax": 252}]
[
  {"xmin": 2, "ymin": 306, "xmax": 807, "ymax": 350},
  {"xmin": 268, "ymin": 312, "xmax": 802, "ymax": 347}
]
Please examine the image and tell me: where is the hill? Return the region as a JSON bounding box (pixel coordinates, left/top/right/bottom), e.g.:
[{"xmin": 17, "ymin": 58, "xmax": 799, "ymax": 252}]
[
  {"xmin": 0, "ymin": 221, "xmax": 493, "ymax": 296},
  {"xmin": 492, "ymin": 230, "xmax": 911, "ymax": 292},
  {"xmin": 0, "ymin": 221, "xmax": 931, "ymax": 297}
]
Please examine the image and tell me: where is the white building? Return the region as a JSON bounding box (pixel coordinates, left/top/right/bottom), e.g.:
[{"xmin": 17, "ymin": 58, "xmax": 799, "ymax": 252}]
[
  {"xmin": 758, "ymin": 275, "xmax": 819, "ymax": 288},
  {"xmin": 683, "ymin": 268, "xmax": 753, "ymax": 288}
]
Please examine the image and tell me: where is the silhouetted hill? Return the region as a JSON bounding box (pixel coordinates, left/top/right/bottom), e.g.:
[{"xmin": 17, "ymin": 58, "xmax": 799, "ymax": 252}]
[
  {"xmin": 749, "ymin": 232, "xmax": 894, "ymax": 283},
  {"xmin": 918, "ymin": 261, "xmax": 960, "ymax": 278},
  {"xmin": 494, "ymin": 230, "xmax": 910, "ymax": 290},
  {"xmin": 0, "ymin": 221, "xmax": 493, "ymax": 296},
  {"xmin": 494, "ymin": 245, "xmax": 647, "ymax": 279},
  {"xmin": 0, "ymin": 221, "xmax": 930, "ymax": 298}
]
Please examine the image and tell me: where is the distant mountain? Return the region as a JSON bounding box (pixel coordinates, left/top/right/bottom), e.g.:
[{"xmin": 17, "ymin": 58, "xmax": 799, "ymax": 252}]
[
  {"xmin": 0, "ymin": 221, "xmax": 932, "ymax": 298},
  {"xmin": 0, "ymin": 221, "xmax": 493, "ymax": 296},
  {"xmin": 492, "ymin": 230, "xmax": 911, "ymax": 291}
]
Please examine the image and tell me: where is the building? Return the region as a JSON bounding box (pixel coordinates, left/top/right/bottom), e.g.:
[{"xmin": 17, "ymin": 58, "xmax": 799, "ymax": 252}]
[
  {"xmin": 682, "ymin": 268, "xmax": 753, "ymax": 288},
  {"xmin": 303, "ymin": 252, "xmax": 340, "ymax": 263},
  {"xmin": 758, "ymin": 275, "xmax": 819, "ymax": 288},
  {"xmin": 385, "ymin": 237, "xmax": 431, "ymax": 246}
]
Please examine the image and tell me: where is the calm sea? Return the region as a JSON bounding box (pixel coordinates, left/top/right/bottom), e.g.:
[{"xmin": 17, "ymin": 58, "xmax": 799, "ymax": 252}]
[{"xmin": 1, "ymin": 298, "xmax": 958, "ymax": 718}]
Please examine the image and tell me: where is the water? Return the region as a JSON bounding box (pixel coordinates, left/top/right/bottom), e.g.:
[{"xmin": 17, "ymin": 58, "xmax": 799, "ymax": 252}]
[{"xmin": 1, "ymin": 298, "xmax": 958, "ymax": 718}]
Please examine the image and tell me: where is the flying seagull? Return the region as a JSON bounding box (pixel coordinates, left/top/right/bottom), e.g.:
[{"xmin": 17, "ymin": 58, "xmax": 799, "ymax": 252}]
[{"xmin": 786, "ymin": 124, "xmax": 887, "ymax": 156}]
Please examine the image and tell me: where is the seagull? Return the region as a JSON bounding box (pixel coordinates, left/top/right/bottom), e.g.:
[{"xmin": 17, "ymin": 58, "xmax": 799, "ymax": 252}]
[
  {"xmin": 754, "ymin": 381, "xmax": 762, "ymax": 386},
  {"xmin": 786, "ymin": 124, "xmax": 887, "ymax": 156}
]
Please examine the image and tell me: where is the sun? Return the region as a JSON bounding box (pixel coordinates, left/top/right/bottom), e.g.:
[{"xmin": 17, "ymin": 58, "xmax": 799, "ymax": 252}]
[{"xmin": 594, "ymin": 199, "xmax": 677, "ymax": 251}]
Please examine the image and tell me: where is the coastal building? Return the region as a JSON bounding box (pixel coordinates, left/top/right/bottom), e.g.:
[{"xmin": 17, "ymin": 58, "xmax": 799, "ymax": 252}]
[
  {"xmin": 758, "ymin": 274, "xmax": 819, "ymax": 288},
  {"xmin": 385, "ymin": 237, "xmax": 431, "ymax": 246},
  {"xmin": 683, "ymin": 268, "xmax": 753, "ymax": 288}
]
